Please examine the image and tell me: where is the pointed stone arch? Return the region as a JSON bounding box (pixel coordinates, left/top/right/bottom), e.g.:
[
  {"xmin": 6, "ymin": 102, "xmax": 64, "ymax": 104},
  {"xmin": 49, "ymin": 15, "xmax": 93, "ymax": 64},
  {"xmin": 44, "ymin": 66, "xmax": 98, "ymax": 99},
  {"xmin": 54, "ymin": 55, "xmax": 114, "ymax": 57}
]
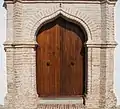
[{"xmin": 27, "ymin": 5, "xmax": 97, "ymax": 42}]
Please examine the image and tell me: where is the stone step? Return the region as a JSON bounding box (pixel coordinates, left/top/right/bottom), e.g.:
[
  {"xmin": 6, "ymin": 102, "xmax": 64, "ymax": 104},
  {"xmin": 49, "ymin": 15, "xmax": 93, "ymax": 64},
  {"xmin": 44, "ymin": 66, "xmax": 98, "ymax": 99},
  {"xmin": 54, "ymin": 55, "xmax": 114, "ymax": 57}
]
[{"xmin": 37, "ymin": 104, "xmax": 86, "ymax": 109}]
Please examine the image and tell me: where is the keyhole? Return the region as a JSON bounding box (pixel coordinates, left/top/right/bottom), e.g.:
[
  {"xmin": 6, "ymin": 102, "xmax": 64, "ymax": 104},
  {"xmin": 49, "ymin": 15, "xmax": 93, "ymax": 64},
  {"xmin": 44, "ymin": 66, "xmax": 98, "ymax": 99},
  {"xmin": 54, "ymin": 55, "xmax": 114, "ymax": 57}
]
[
  {"xmin": 71, "ymin": 62, "xmax": 74, "ymax": 66},
  {"xmin": 47, "ymin": 62, "xmax": 50, "ymax": 66}
]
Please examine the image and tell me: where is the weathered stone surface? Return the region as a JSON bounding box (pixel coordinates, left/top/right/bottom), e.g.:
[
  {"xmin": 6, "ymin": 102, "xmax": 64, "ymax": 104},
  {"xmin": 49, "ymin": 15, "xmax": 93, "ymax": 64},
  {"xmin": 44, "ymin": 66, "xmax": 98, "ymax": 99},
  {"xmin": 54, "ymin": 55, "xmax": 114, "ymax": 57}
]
[{"xmin": 3, "ymin": 0, "xmax": 117, "ymax": 109}]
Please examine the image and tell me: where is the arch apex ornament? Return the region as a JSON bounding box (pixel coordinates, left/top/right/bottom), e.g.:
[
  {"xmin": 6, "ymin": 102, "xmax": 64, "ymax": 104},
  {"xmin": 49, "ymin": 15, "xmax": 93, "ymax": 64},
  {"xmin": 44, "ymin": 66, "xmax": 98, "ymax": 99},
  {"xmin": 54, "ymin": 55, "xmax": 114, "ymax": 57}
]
[{"xmin": 29, "ymin": 5, "xmax": 95, "ymax": 42}]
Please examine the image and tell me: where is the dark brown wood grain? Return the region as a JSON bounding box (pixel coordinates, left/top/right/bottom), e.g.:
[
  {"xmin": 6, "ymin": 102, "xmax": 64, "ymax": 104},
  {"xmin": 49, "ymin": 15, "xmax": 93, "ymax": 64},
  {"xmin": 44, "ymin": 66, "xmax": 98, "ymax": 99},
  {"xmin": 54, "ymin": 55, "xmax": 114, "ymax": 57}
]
[{"xmin": 36, "ymin": 17, "xmax": 85, "ymax": 97}]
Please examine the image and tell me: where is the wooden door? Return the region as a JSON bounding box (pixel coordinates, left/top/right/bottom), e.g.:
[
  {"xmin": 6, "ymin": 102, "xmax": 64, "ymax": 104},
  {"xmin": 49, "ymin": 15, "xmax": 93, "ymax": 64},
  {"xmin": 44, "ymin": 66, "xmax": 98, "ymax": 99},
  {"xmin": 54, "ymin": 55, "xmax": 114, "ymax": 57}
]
[{"xmin": 36, "ymin": 17, "xmax": 85, "ymax": 97}]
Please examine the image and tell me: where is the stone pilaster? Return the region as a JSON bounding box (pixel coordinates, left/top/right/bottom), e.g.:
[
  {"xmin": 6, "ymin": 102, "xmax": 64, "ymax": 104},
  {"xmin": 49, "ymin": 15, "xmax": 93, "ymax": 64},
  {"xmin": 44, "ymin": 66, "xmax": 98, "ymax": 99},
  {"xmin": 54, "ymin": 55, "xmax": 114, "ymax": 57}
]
[
  {"xmin": 86, "ymin": 45, "xmax": 101, "ymax": 109},
  {"xmin": 13, "ymin": 1, "xmax": 23, "ymax": 43},
  {"xmin": 101, "ymin": 1, "xmax": 117, "ymax": 109},
  {"xmin": 105, "ymin": 47, "xmax": 117, "ymax": 109},
  {"xmin": 4, "ymin": 47, "xmax": 16, "ymax": 109},
  {"xmin": 12, "ymin": 44, "xmax": 37, "ymax": 109}
]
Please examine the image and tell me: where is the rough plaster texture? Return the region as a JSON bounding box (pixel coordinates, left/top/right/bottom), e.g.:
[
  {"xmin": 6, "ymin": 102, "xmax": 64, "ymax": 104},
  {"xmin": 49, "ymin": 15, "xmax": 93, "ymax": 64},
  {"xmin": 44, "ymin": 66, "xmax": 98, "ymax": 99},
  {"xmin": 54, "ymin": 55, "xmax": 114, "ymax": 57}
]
[{"xmin": 3, "ymin": 0, "xmax": 117, "ymax": 109}]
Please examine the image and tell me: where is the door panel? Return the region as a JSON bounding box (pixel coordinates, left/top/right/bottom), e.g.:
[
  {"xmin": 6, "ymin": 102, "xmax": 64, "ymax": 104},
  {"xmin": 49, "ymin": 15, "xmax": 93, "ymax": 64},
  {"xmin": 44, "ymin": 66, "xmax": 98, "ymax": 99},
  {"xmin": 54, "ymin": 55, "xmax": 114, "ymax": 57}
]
[
  {"xmin": 36, "ymin": 21, "xmax": 61, "ymax": 97},
  {"xmin": 36, "ymin": 17, "xmax": 84, "ymax": 97},
  {"xmin": 60, "ymin": 19, "xmax": 83, "ymax": 95}
]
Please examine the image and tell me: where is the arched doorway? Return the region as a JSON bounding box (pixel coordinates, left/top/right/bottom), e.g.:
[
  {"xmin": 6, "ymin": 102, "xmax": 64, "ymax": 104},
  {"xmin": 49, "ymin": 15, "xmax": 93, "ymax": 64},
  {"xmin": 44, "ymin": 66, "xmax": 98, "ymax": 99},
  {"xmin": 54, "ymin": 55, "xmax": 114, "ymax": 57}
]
[{"xmin": 36, "ymin": 17, "xmax": 86, "ymax": 97}]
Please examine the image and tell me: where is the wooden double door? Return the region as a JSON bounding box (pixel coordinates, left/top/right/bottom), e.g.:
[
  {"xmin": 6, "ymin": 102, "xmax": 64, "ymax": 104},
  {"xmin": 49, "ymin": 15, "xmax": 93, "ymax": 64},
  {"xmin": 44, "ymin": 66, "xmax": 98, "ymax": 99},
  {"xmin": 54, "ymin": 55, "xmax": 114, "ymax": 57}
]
[{"xmin": 36, "ymin": 17, "xmax": 85, "ymax": 97}]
